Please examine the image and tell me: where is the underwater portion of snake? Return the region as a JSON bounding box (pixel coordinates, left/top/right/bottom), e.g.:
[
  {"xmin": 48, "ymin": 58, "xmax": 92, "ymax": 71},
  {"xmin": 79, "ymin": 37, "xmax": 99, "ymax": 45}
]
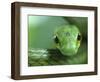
[{"xmin": 28, "ymin": 16, "xmax": 88, "ymax": 66}]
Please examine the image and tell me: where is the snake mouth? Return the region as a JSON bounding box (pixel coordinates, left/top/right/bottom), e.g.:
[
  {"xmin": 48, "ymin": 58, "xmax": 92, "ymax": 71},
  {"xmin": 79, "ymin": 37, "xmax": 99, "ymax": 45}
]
[{"xmin": 60, "ymin": 46, "xmax": 78, "ymax": 56}]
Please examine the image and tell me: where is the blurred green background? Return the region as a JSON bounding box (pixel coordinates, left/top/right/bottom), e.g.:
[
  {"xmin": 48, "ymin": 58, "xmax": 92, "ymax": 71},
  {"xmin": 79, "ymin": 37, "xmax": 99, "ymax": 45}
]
[
  {"xmin": 28, "ymin": 15, "xmax": 88, "ymax": 66},
  {"xmin": 28, "ymin": 16, "xmax": 69, "ymax": 49}
]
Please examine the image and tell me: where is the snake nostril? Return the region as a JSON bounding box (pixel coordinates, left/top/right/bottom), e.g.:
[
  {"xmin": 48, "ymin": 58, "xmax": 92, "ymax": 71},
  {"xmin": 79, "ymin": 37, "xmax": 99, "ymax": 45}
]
[{"xmin": 54, "ymin": 36, "xmax": 59, "ymax": 44}]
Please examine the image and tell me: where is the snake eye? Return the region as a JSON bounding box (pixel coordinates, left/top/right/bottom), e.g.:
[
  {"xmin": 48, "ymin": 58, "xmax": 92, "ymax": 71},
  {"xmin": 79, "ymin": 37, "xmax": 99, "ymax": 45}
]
[
  {"xmin": 77, "ymin": 34, "xmax": 82, "ymax": 41},
  {"xmin": 54, "ymin": 36, "xmax": 59, "ymax": 44}
]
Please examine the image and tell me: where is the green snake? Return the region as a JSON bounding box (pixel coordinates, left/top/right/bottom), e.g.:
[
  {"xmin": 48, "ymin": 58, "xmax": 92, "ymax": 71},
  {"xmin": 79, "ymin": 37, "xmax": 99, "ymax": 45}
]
[
  {"xmin": 28, "ymin": 25, "xmax": 87, "ymax": 66},
  {"xmin": 54, "ymin": 25, "xmax": 82, "ymax": 56}
]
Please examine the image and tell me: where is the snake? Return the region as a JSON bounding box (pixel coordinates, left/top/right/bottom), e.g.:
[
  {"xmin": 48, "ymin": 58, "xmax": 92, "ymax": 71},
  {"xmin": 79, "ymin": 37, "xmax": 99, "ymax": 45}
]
[
  {"xmin": 28, "ymin": 25, "xmax": 87, "ymax": 66},
  {"xmin": 54, "ymin": 25, "xmax": 82, "ymax": 56}
]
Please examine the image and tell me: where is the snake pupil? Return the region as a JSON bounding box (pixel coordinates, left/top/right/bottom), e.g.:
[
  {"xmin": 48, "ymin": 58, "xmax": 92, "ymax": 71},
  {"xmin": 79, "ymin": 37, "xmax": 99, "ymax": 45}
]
[
  {"xmin": 54, "ymin": 36, "xmax": 59, "ymax": 44},
  {"xmin": 77, "ymin": 34, "xmax": 81, "ymax": 41}
]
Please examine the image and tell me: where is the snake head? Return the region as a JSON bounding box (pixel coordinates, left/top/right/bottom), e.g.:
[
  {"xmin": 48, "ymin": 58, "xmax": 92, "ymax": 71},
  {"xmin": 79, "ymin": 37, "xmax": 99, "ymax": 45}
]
[{"xmin": 54, "ymin": 25, "xmax": 82, "ymax": 56}]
